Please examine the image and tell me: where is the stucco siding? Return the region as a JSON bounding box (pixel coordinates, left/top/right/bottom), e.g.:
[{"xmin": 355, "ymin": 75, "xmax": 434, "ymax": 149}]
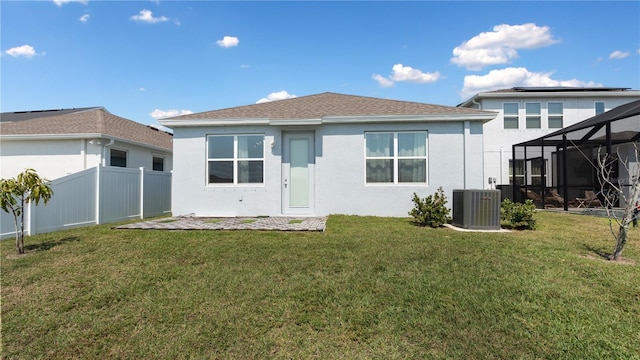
[
  {"xmin": 0, "ymin": 138, "xmax": 173, "ymax": 180},
  {"xmin": 0, "ymin": 139, "xmax": 101, "ymax": 179},
  {"xmin": 171, "ymin": 121, "xmax": 484, "ymax": 217}
]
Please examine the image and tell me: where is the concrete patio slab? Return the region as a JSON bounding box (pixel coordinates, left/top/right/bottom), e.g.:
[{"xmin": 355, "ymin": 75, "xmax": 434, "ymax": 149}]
[{"xmin": 116, "ymin": 216, "xmax": 327, "ymax": 232}]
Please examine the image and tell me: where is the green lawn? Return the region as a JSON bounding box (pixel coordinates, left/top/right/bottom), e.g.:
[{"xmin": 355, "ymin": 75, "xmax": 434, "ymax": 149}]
[{"xmin": 2, "ymin": 212, "xmax": 639, "ymax": 359}]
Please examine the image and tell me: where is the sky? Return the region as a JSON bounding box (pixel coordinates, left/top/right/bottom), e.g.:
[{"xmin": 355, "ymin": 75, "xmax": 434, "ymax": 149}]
[{"xmin": 2, "ymin": 1, "xmax": 639, "ymax": 130}]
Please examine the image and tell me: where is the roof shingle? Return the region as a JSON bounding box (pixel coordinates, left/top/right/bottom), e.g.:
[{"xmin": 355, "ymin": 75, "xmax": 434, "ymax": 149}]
[
  {"xmin": 0, "ymin": 107, "xmax": 172, "ymax": 151},
  {"xmin": 170, "ymin": 92, "xmax": 492, "ymax": 120}
]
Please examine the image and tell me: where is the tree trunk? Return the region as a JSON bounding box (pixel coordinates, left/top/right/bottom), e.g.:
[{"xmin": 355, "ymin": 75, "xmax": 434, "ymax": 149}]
[
  {"xmin": 17, "ymin": 199, "xmax": 25, "ymax": 255},
  {"xmin": 13, "ymin": 213, "xmax": 22, "ymax": 255},
  {"xmin": 611, "ymin": 224, "xmax": 628, "ymax": 261}
]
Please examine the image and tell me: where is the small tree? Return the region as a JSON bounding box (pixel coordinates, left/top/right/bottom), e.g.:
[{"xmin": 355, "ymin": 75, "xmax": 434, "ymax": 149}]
[
  {"xmin": 0, "ymin": 169, "xmax": 54, "ymax": 255},
  {"xmin": 596, "ymin": 143, "xmax": 640, "ymax": 261}
]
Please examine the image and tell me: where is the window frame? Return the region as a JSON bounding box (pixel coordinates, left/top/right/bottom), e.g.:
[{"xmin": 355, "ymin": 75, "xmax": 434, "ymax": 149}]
[
  {"xmin": 364, "ymin": 131, "xmax": 428, "ymax": 185},
  {"xmin": 547, "ymin": 102, "xmax": 564, "ymax": 129},
  {"xmin": 503, "ymin": 102, "xmax": 519, "ymax": 129},
  {"xmin": 509, "ymin": 159, "xmax": 524, "ymax": 185},
  {"xmin": 206, "ymin": 134, "xmax": 265, "ymax": 186},
  {"xmin": 152, "ymin": 156, "xmax": 164, "ymax": 171},
  {"xmin": 110, "ymin": 149, "xmax": 127, "ymax": 168},
  {"xmin": 525, "ymin": 102, "xmax": 541, "ymax": 129}
]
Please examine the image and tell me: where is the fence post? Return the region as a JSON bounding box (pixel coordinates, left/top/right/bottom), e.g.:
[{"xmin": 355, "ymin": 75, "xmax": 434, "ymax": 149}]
[
  {"xmin": 26, "ymin": 200, "xmax": 33, "ymax": 236},
  {"xmin": 96, "ymin": 165, "xmax": 101, "ymax": 225},
  {"xmin": 140, "ymin": 167, "xmax": 145, "ymax": 219}
]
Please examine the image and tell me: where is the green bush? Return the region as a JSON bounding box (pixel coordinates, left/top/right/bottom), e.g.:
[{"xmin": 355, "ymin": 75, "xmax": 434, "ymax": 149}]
[
  {"xmin": 409, "ymin": 187, "xmax": 451, "ymax": 228},
  {"xmin": 501, "ymin": 199, "xmax": 536, "ymax": 230}
]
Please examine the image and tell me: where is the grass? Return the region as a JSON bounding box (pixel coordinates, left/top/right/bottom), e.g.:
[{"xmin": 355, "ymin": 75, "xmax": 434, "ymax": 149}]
[
  {"xmin": 288, "ymin": 219, "xmax": 304, "ymax": 224},
  {"xmin": 2, "ymin": 212, "xmax": 640, "ymax": 359}
]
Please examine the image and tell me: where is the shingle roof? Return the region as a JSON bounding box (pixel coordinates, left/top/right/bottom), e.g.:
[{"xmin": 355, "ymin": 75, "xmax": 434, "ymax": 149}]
[
  {"xmin": 170, "ymin": 92, "xmax": 492, "ymax": 120},
  {"xmin": 0, "ymin": 107, "xmax": 172, "ymax": 151}
]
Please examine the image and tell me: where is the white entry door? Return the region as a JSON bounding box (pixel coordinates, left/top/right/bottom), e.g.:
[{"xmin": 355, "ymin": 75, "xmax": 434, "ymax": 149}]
[{"xmin": 282, "ymin": 132, "xmax": 315, "ymax": 215}]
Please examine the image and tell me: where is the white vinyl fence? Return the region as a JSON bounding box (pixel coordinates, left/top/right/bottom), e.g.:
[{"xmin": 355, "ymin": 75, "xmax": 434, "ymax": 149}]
[{"xmin": 1, "ymin": 166, "xmax": 171, "ymax": 239}]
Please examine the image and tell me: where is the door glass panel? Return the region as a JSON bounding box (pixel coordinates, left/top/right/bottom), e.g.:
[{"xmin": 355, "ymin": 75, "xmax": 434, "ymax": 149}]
[{"xmin": 290, "ymin": 139, "xmax": 309, "ymax": 207}]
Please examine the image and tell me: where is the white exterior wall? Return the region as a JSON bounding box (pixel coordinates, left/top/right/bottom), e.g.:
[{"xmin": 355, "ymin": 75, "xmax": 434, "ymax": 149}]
[
  {"xmin": 171, "ymin": 120, "xmax": 484, "ymax": 217},
  {"xmin": 0, "ymin": 138, "xmax": 172, "ymax": 180},
  {"xmin": 478, "ymin": 95, "xmax": 640, "ymax": 187},
  {"xmin": 0, "ymin": 139, "xmax": 102, "ymax": 180}
]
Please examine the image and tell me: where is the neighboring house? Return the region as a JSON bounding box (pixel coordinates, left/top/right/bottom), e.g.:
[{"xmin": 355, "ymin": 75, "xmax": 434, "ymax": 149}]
[
  {"xmin": 160, "ymin": 92, "xmax": 496, "ymax": 217},
  {"xmin": 0, "ymin": 107, "xmax": 173, "ymax": 180},
  {"xmin": 458, "ymin": 87, "xmax": 640, "ymax": 188}
]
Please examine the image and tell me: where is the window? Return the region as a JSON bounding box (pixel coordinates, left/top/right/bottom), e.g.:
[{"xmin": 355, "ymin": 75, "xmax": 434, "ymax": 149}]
[
  {"xmin": 153, "ymin": 156, "xmax": 164, "ymax": 171},
  {"xmin": 503, "ymin": 103, "xmax": 519, "ymax": 129},
  {"xmin": 525, "ymin": 103, "xmax": 541, "ymax": 128},
  {"xmin": 207, "ymin": 135, "xmax": 264, "ymax": 184},
  {"xmin": 530, "ymin": 159, "xmax": 548, "ymax": 186},
  {"xmin": 365, "ymin": 131, "xmax": 427, "ymax": 184},
  {"xmin": 548, "ymin": 102, "xmax": 563, "ymax": 128},
  {"xmin": 595, "ymin": 101, "xmax": 605, "ymax": 115},
  {"xmin": 509, "ymin": 160, "xmax": 524, "ymax": 185},
  {"xmin": 110, "ymin": 149, "xmax": 127, "ymax": 167}
]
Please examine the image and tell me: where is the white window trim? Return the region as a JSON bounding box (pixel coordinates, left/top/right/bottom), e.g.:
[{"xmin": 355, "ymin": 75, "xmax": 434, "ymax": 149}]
[
  {"xmin": 547, "ymin": 101, "xmax": 564, "ymax": 129},
  {"xmin": 110, "ymin": 148, "xmax": 127, "ymax": 168},
  {"xmin": 206, "ymin": 134, "xmax": 265, "ymax": 187},
  {"xmin": 364, "ymin": 131, "xmax": 428, "ymax": 186},
  {"xmin": 525, "ymin": 102, "xmax": 542, "ymax": 129},
  {"xmin": 502, "ymin": 102, "xmax": 520, "ymax": 130}
]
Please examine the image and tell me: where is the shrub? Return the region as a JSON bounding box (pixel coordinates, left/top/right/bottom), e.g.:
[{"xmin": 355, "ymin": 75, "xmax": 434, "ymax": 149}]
[
  {"xmin": 409, "ymin": 187, "xmax": 451, "ymax": 228},
  {"xmin": 501, "ymin": 198, "xmax": 536, "ymax": 230}
]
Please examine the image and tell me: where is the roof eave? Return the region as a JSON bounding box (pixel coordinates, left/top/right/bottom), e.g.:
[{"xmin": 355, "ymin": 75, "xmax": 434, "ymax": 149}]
[
  {"xmin": 160, "ymin": 113, "xmax": 497, "ymax": 128},
  {"xmin": 460, "ymin": 90, "xmax": 640, "ymax": 107},
  {"xmin": 0, "ymin": 133, "xmax": 172, "ymax": 152}
]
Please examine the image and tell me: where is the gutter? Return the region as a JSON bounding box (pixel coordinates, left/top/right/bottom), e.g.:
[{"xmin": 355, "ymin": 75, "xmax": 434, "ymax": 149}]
[
  {"xmin": 0, "ymin": 133, "xmax": 172, "ymax": 153},
  {"xmin": 159, "ymin": 113, "xmax": 498, "ymax": 128},
  {"xmin": 101, "ymin": 138, "xmax": 115, "ymax": 166}
]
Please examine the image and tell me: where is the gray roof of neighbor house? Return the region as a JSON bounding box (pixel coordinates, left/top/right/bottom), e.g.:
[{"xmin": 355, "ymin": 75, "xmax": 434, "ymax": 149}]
[
  {"xmin": 457, "ymin": 87, "xmax": 640, "ymax": 108},
  {"xmin": 0, "ymin": 107, "xmax": 172, "ymax": 151},
  {"xmin": 168, "ymin": 92, "xmax": 494, "ymax": 121}
]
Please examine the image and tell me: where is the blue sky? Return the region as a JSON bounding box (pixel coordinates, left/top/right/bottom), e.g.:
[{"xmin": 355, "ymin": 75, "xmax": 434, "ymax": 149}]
[{"xmin": 2, "ymin": 1, "xmax": 639, "ymax": 129}]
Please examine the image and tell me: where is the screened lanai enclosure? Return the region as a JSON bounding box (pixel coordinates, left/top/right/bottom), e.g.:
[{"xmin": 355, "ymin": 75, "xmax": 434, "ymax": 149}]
[{"xmin": 511, "ymin": 100, "xmax": 640, "ymax": 211}]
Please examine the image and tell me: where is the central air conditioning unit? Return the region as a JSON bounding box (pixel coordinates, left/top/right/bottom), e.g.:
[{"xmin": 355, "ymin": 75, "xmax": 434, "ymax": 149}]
[{"xmin": 452, "ymin": 190, "xmax": 501, "ymax": 230}]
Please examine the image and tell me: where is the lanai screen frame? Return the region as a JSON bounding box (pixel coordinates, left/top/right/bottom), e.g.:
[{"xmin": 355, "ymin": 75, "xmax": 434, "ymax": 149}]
[{"xmin": 512, "ymin": 100, "xmax": 640, "ymax": 211}]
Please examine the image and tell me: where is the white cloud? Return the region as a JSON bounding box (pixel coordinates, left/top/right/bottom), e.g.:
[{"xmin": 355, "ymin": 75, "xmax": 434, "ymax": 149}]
[
  {"xmin": 373, "ymin": 64, "xmax": 441, "ymax": 87},
  {"xmin": 130, "ymin": 9, "xmax": 169, "ymax": 24},
  {"xmin": 372, "ymin": 74, "xmax": 395, "ymax": 88},
  {"xmin": 216, "ymin": 36, "xmax": 239, "ymax": 48},
  {"xmin": 79, "ymin": 13, "xmax": 90, "ymax": 22},
  {"xmin": 460, "ymin": 67, "xmax": 601, "ymax": 99},
  {"xmin": 150, "ymin": 109, "xmax": 194, "ymax": 119},
  {"xmin": 53, "ymin": 0, "xmax": 88, "ymax": 6},
  {"xmin": 139, "ymin": 87, "xmax": 146, "ymax": 92},
  {"xmin": 240, "ymin": 64, "xmax": 250, "ymax": 68},
  {"xmin": 256, "ymin": 91, "xmax": 297, "ymax": 104},
  {"xmin": 5, "ymin": 45, "xmax": 43, "ymax": 58},
  {"xmin": 451, "ymin": 23, "xmax": 559, "ymax": 71},
  {"xmin": 609, "ymin": 50, "xmax": 629, "ymax": 59},
  {"xmin": 390, "ymin": 64, "xmax": 440, "ymax": 83}
]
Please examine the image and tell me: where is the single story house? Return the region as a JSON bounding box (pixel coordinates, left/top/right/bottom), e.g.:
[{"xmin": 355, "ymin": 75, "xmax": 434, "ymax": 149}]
[
  {"xmin": 160, "ymin": 92, "xmax": 496, "ymax": 217},
  {"xmin": 0, "ymin": 107, "xmax": 173, "ymax": 180}
]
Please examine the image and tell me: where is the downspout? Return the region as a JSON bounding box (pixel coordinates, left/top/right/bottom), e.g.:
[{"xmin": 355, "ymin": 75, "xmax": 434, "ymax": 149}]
[
  {"xmin": 472, "ymin": 99, "xmax": 482, "ymax": 110},
  {"xmin": 102, "ymin": 139, "xmax": 115, "ymax": 166}
]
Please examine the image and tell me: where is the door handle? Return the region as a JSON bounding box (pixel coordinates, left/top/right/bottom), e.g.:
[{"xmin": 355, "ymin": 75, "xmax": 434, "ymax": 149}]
[{"xmin": 284, "ymin": 179, "xmax": 288, "ymax": 188}]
